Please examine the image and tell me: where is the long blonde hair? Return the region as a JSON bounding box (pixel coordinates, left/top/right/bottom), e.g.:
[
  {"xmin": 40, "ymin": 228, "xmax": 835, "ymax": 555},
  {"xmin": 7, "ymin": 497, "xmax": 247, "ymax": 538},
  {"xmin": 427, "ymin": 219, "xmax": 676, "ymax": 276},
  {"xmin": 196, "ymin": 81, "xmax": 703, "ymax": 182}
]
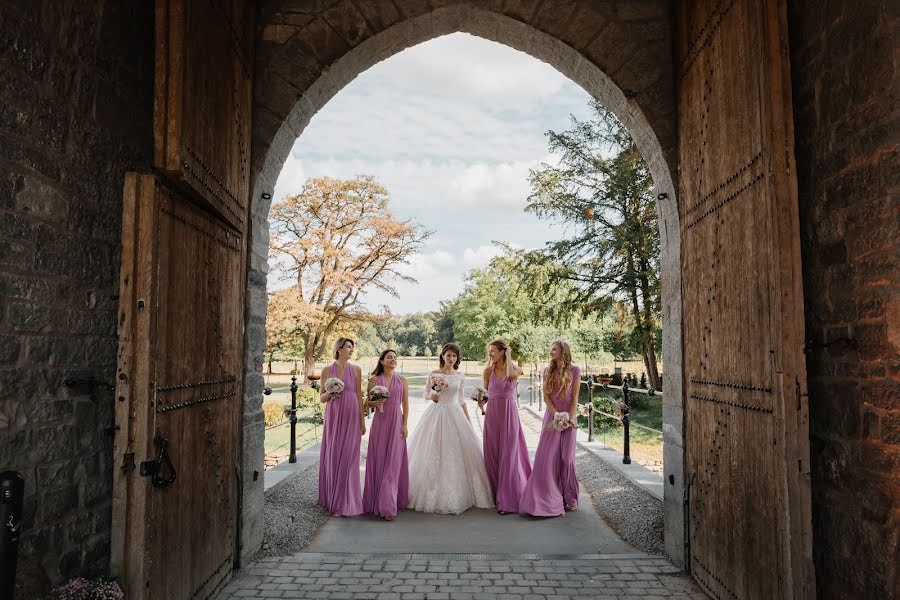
[
  {"xmin": 545, "ymin": 338, "xmax": 574, "ymax": 397},
  {"xmin": 487, "ymin": 339, "xmax": 516, "ymax": 379}
]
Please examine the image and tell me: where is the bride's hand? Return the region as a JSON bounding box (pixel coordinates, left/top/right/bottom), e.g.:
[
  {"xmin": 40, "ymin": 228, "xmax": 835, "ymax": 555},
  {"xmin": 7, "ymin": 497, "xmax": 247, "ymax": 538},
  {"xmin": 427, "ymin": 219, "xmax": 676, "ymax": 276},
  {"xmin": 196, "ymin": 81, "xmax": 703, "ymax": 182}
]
[{"xmin": 401, "ymin": 424, "xmax": 408, "ymax": 438}]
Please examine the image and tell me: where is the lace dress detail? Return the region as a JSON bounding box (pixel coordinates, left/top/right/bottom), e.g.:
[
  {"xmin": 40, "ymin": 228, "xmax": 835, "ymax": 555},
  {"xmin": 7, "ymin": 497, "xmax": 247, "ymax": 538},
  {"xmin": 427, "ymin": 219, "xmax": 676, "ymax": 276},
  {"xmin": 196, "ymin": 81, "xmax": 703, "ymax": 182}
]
[{"xmin": 407, "ymin": 371, "xmax": 494, "ymax": 514}]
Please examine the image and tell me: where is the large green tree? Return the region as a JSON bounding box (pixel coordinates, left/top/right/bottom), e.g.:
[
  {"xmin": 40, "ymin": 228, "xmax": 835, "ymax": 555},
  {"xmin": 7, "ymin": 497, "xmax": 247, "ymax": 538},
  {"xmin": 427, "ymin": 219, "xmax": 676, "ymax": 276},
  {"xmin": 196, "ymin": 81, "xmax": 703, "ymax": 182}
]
[{"xmin": 523, "ymin": 101, "xmax": 662, "ymax": 388}]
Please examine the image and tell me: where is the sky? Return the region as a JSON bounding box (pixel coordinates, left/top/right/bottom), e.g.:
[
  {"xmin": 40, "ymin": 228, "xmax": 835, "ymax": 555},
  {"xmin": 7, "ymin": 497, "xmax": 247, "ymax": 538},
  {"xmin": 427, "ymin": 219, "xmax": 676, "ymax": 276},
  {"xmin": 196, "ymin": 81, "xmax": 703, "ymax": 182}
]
[{"xmin": 270, "ymin": 33, "xmax": 593, "ymax": 315}]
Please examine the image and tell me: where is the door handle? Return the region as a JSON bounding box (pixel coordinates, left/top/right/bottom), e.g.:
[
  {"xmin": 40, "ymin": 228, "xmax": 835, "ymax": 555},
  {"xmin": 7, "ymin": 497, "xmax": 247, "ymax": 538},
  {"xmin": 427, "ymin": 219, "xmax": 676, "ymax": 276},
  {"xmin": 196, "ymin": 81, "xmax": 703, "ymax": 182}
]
[{"xmin": 140, "ymin": 433, "xmax": 177, "ymax": 488}]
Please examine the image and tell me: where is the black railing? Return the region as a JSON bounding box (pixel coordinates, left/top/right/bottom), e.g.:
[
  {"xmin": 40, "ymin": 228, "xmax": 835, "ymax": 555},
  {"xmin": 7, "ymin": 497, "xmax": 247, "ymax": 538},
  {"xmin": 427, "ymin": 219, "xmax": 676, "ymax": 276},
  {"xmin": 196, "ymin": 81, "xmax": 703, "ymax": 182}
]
[
  {"xmin": 527, "ymin": 375, "xmax": 663, "ymax": 466},
  {"xmin": 262, "ymin": 378, "xmax": 321, "ymax": 468}
]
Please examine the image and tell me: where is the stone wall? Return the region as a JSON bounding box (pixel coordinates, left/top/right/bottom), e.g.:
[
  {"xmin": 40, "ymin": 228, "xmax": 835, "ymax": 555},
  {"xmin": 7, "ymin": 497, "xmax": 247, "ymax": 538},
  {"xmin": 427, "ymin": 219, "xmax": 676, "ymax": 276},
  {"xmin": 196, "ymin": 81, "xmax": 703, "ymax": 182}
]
[
  {"xmin": 788, "ymin": 1, "xmax": 899, "ymax": 597},
  {"xmin": 0, "ymin": 2, "xmax": 153, "ymax": 596}
]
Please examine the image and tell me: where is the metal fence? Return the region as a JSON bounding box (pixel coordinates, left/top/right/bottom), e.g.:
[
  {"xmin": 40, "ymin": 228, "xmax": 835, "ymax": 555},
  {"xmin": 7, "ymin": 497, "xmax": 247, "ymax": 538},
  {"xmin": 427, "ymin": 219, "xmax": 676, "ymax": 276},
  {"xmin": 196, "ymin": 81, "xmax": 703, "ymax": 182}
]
[
  {"xmin": 524, "ymin": 373, "xmax": 664, "ymax": 469},
  {"xmin": 263, "ymin": 376, "xmax": 322, "ymax": 469}
]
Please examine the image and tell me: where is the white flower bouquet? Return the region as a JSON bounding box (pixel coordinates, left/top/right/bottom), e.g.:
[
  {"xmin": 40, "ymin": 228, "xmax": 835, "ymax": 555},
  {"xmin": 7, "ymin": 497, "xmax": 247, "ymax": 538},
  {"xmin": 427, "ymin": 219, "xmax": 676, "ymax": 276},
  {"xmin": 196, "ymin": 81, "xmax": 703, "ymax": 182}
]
[
  {"xmin": 547, "ymin": 411, "xmax": 573, "ymax": 432},
  {"xmin": 470, "ymin": 386, "xmax": 488, "ymax": 415},
  {"xmin": 428, "ymin": 373, "xmax": 448, "ymax": 401},
  {"xmin": 369, "ymin": 385, "xmax": 389, "ymax": 413},
  {"xmin": 323, "ymin": 377, "xmax": 345, "ymax": 398}
]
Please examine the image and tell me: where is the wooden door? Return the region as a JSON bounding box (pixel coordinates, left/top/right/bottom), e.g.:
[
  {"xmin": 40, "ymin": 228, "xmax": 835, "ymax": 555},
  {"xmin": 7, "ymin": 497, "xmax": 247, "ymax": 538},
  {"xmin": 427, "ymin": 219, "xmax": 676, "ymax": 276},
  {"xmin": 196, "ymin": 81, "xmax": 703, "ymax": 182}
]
[
  {"xmin": 111, "ymin": 1, "xmax": 254, "ymax": 597},
  {"xmin": 676, "ymin": 1, "xmax": 814, "ymax": 598},
  {"xmin": 111, "ymin": 174, "xmax": 244, "ymax": 599}
]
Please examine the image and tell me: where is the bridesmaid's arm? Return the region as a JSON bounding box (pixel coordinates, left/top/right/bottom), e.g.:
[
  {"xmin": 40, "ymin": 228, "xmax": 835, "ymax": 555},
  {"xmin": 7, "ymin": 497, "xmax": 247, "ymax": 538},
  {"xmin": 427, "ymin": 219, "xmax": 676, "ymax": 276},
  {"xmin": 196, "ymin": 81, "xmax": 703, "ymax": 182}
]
[
  {"xmin": 319, "ymin": 366, "xmax": 332, "ymax": 403},
  {"xmin": 569, "ymin": 367, "xmax": 581, "ymax": 416},
  {"xmin": 510, "ymin": 363, "xmax": 523, "ymax": 380},
  {"xmin": 401, "ymin": 376, "xmax": 409, "ymax": 438},
  {"xmin": 355, "ymin": 365, "xmax": 365, "ymax": 435},
  {"xmin": 542, "ymin": 372, "xmax": 556, "ymax": 416},
  {"xmin": 365, "ymin": 376, "xmax": 378, "ymax": 408},
  {"xmin": 480, "ymin": 367, "xmax": 490, "ymax": 411}
]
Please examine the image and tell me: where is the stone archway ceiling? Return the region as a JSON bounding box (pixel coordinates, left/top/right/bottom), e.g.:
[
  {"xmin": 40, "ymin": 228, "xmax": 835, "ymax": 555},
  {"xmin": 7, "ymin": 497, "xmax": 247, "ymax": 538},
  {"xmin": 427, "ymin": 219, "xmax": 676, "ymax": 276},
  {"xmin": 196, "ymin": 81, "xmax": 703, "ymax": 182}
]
[{"xmin": 251, "ymin": 1, "xmax": 676, "ymax": 197}]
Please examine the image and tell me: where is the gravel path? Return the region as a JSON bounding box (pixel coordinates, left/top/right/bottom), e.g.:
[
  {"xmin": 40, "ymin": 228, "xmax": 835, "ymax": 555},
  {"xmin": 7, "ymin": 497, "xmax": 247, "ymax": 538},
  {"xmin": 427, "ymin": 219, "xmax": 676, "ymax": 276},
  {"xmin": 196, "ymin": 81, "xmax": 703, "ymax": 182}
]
[
  {"xmin": 257, "ymin": 463, "xmax": 328, "ymax": 558},
  {"xmin": 518, "ymin": 407, "xmax": 666, "ymax": 555}
]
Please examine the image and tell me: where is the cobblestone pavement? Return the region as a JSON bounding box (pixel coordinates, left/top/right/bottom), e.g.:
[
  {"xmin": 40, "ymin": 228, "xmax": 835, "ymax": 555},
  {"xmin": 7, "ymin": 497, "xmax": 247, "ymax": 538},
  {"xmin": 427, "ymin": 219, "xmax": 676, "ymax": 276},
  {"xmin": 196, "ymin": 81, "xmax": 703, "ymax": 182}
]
[{"xmin": 218, "ymin": 552, "xmax": 706, "ymax": 599}]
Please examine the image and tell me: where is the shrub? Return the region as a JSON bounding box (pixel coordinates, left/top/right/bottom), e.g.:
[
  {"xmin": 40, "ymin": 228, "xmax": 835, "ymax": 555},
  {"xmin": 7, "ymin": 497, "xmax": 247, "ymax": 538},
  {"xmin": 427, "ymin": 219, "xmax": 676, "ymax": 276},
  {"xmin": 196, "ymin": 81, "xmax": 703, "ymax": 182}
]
[
  {"xmin": 610, "ymin": 372, "xmax": 623, "ymax": 386},
  {"xmin": 639, "ymin": 372, "xmax": 647, "ymax": 389},
  {"xmin": 262, "ymin": 401, "xmax": 284, "ymax": 426},
  {"xmin": 296, "ymin": 385, "xmax": 324, "ymax": 425}
]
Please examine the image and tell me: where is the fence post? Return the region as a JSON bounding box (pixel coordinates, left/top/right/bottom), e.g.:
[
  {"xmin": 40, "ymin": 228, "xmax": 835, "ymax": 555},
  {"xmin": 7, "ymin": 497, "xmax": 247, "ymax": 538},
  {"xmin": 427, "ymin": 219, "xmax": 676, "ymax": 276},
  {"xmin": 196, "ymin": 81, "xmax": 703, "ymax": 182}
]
[
  {"xmin": 588, "ymin": 381, "xmax": 594, "ymax": 443},
  {"xmin": 622, "ymin": 381, "xmax": 631, "ymax": 464},
  {"xmin": 289, "ymin": 376, "xmax": 298, "ymax": 464},
  {"xmin": 529, "ymin": 372, "xmax": 533, "ymax": 406},
  {"xmin": 0, "ymin": 471, "xmax": 24, "ymax": 600}
]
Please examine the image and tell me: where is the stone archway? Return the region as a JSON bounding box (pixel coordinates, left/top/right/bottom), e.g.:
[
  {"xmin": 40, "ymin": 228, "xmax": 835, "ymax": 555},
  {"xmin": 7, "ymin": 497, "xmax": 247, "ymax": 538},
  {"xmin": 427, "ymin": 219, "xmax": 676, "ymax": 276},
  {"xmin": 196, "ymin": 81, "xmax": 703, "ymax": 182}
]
[{"xmin": 240, "ymin": 2, "xmax": 685, "ymax": 566}]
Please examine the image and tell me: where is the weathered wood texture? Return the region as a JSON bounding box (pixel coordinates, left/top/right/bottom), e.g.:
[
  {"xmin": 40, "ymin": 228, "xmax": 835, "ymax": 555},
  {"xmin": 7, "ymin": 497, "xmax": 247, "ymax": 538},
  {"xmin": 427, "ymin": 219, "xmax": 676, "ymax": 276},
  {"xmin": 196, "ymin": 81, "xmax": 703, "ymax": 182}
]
[
  {"xmin": 676, "ymin": 1, "xmax": 814, "ymax": 598},
  {"xmin": 111, "ymin": 174, "xmax": 244, "ymax": 600},
  {"xmin": 155, "ymin": 0, "xmax": 254, "ymax": 232},
  {"xmin": 111, "ymin": 0, "xmax": 254, "ymax": 597}
]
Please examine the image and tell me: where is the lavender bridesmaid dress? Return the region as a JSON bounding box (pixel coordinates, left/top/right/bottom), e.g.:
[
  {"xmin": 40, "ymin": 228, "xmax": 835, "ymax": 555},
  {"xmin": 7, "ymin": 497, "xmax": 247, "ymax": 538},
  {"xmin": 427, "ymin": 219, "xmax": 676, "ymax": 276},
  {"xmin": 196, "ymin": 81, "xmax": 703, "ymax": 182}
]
[
  {"xmin": 317, "ymin": 362, "xmax": 363, "ymax": 516},
  {"xmin": 483, "ymin": 371, "xmax": 532, "ymax": 513},
  {"xmin": 362, "ymin": 373, "xmax": 409, "ymax": 517},
  {"xmin": 519, "ymin": 366, "xmax": 581, "ymax": 516}
]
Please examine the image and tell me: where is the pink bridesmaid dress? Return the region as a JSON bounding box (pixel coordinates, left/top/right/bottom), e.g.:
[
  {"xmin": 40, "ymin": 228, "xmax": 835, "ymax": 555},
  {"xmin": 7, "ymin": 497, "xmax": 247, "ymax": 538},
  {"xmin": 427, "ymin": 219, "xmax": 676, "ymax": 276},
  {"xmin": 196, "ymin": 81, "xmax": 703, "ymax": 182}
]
[
  {"xmin": 519, "ymin": 366, "xmax": 581, "ymax": 516},
  {"xmin": 483, "ymin": 371, "xmax": 532, "ymax": 513},
  {"xmin": 362, "ymin": 373, "xmax": 409, "ymax": 517},
  {"xmin": 316, "ymin": 362, "xmax": 363, "ymax": 516}
]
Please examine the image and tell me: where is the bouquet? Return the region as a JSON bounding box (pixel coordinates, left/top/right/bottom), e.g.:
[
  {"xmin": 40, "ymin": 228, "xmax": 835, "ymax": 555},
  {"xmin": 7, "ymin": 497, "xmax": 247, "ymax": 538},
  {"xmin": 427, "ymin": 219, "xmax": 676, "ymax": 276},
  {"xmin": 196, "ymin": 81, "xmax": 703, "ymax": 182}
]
[
  {"xmin": 428, "ymin": 373, "xmax": 448, "ymax": 401},
  {"xmin": 547, "ymin": 411, "xmax": 572, "ymax": 432},
  {"xmin": 323, "ymin": 377, "xmax": 345, "ymax": 398},
  {"xmin": 616, "ymin": 401, "xmax": 629, "ymax": 421},
  {"xmin": 48, "ymin": 578, "xmax": 124, "ymax": 600},
  {"xmin": 578, "ymin": 402, "xmax": 592, "ymax": 417},
  {"xmin": 470, "ymin": 386, "xmax": 488, "ymax": 415},
  {"xmin": 369, "ymin": 385, "xmax": 389, "ymax": 413}
]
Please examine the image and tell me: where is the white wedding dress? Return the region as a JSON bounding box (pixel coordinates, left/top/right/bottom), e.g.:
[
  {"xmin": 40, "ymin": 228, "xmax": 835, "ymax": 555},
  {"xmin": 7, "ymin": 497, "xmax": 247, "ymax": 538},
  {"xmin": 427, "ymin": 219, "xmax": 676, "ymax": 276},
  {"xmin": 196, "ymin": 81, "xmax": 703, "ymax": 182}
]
[{"xmin": 407, "ymin": 371, "xmax": 494, "ymax": 514}]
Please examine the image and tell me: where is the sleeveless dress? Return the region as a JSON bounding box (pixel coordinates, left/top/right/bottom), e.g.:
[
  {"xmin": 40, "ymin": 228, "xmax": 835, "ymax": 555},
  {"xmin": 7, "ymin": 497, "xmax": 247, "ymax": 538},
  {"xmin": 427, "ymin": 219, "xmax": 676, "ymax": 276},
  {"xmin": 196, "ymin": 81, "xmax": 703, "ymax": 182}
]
[
  {"xmin": 407, "ymin": 371, "xmax": 493, "ymax": 514},
  {"xmin": 316, "ymin": 362, "xmax": 363, "ymax": 516},
  {"xmin": 362, "ymin": 373, "xmax": 409, "ymax": 517},
  {"xmin": 519, "ymin": 366, "xmax": 581, "ymax": 516},
  {"xmin": 483, "ymin": 371, "xmax": 532, "ymax": 513}
]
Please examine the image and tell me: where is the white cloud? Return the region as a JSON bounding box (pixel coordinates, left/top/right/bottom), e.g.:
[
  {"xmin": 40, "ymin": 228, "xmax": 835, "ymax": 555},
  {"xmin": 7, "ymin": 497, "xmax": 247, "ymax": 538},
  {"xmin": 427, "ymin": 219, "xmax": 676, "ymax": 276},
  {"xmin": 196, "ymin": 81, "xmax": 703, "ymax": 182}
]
[
  {"xmin": 377, "ymin": 34, "xmax": 569, "ymax": 100},
  {"xmin": 267, "ymin": 32, "xmax": 593, "ymax": 314},
  {"xmin": 462, "ymin": 245, "xmax": 502, "ymax": 269}
]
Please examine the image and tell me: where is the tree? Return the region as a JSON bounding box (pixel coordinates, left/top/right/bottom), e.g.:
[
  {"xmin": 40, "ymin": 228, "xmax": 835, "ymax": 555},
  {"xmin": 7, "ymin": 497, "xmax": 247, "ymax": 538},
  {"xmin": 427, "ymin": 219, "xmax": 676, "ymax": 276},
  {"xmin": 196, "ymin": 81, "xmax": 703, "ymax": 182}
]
[
  {"xmin": 522, "ymin": 101, "xmax": 662, "ymax": 389},
  {"xmin": 269, "ymin": 175, "xmax": 431, "ymax": 379}
]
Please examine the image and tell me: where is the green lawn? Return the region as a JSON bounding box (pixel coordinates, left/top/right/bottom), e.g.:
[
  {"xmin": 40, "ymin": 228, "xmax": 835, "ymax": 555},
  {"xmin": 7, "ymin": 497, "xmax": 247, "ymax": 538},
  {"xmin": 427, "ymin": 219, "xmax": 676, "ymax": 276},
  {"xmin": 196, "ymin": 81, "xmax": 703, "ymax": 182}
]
[{"xmin": 575, "ymin": 386, "xmax": 664, "ymax": 473}]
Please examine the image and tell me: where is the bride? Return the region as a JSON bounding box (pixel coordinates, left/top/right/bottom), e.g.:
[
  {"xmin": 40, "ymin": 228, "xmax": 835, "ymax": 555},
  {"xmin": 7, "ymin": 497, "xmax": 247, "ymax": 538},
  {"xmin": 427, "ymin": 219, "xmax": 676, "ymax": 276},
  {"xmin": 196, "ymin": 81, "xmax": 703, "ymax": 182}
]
[{"xmin": 407, "ymin": 342, "xmax": 494, "ymax": 514}]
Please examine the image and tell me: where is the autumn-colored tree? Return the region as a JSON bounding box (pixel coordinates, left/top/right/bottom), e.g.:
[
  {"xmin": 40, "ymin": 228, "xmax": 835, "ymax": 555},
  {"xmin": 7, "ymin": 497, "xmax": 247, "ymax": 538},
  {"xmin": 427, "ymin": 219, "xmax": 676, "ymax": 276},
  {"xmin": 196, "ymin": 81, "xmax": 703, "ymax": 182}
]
[{"xmin": 269, "ymin": 175, "xmax": 431, "ymax": 379}]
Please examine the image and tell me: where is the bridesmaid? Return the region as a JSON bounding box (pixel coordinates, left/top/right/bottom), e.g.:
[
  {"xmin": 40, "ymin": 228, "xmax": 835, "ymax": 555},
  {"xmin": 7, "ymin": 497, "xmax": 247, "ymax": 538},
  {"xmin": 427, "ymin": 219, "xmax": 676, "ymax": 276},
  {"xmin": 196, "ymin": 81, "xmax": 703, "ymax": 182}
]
[
  {"xmin": 317, "ymin": 337, "xmax": 365, "ymax": 517},
  {"xmin": 481, "ymin": 339, "xmax": 532, "ymax": 514},
  {"xmin": 362, "ymin": 349, "xmax": 410, "ymax": 520},
  {"xmin": 519, "ymin": 338, "xmax": 581, "ymax": 516}
]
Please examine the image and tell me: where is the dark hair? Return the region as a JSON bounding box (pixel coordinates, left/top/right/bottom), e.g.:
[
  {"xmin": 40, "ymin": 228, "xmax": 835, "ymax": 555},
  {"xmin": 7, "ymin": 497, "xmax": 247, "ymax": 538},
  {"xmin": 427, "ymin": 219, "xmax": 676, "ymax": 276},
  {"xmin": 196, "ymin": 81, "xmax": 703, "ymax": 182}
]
[
  {"xmin": 372, "ymin": 349, "xmax": 397, "ymax": 377},
  {"xmin": 333, "ymin": 337, "xmax": 355, "ymax": 360},
  {"xmin": 439, "ymin": 343, "xmax": 462, "ymax": 370}
]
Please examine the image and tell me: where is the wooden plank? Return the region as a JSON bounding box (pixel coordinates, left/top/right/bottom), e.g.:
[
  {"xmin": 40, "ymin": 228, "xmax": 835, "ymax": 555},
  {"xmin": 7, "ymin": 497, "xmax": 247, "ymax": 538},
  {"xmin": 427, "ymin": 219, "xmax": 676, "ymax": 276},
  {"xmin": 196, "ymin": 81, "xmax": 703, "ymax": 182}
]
[
  {"xmin": 110, "ymin": 174, "xmax": 139, "ymax": 578},
  {"xmin": 154, "ymin": 0, "xmax": 254, "ymax": 233}
]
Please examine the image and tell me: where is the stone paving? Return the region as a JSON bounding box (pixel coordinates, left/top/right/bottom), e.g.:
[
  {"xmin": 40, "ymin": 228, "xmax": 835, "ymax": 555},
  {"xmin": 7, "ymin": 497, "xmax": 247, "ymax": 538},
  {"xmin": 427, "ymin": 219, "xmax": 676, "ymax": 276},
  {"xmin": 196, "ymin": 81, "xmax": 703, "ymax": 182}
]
[
  {"xmin": 220, "ymin": 375, "xmax": 706, "ymax": 599},
  {"xmin": 219, "ymin": 553, "xmax": 705, "ymax": 600}
]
